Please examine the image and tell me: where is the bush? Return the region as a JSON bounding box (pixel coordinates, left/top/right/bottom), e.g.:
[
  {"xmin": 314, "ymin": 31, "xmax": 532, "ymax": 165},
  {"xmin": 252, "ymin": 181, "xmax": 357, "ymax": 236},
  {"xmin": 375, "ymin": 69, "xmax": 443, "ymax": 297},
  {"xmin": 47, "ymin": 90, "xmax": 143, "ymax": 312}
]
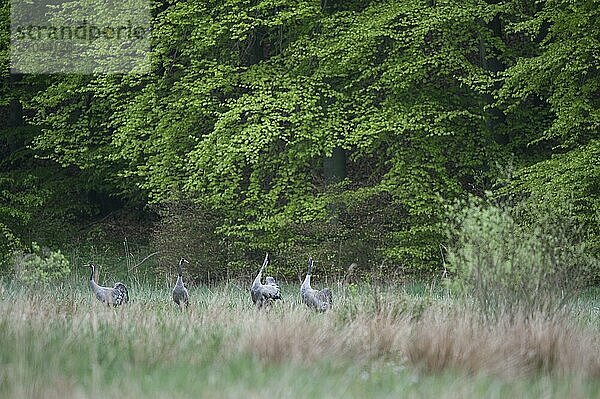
[
  {"xmin": 446, "ymin": 200, "xmax": 597, "ymax": 320},
  {"xmin": 0, "ymin": 223, "xmax": 21, "ymax": 273},
  {"xmin": 13, "ymin": 242, "xmax": 71, "ymax": 285}
]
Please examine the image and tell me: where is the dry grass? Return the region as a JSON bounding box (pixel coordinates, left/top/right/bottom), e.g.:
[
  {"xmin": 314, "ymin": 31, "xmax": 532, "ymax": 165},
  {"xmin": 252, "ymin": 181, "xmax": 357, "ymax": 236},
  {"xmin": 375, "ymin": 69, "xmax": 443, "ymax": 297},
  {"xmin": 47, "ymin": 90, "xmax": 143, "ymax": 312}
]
[
  {"xmin": 0, "ymin": 281, "xmax": 598, "ymax": 398},
  {"xmin": 408, "ymin": 309, "xmax": 600, "ymax": 378},
  {"xmin": 239, "ymin": 299, "xmax": 600, "ymax": 379}
]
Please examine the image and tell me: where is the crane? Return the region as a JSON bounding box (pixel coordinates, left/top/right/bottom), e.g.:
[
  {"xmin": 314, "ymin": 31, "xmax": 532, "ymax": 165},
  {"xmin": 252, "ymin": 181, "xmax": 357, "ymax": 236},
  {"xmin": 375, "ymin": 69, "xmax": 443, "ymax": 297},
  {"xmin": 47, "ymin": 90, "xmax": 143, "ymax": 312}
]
[
  {"xmin": 301, "ymin": 257, "xmax": 332, "ymax": 312},
  {"xmin": 250, "ymin": 253, "xmax": 282, "ymax": 308},
  {"xmin": 85, "ymin": 263, "xmax": 129, "ymax": 306},
  {"xmin": 172, "ymin": 257, "xmax": 190, "ymax": 309}
]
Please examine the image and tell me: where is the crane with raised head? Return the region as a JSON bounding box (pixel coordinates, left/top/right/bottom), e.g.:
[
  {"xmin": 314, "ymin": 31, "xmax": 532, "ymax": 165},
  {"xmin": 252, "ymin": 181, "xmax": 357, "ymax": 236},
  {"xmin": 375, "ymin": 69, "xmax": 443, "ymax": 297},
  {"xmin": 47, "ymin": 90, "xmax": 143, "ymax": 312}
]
[
  {"xmin": 85, "ymin": 263, "xmax": 129, "ymax": 306},
  {"xmin": 172, "ymin": 257, "xmax": 190, "ymax": 309},
  {"xmin": 250, "ymin": 253, "xmax": 282, "ymax": 308},
  {"xmin": 301, "ymin": 257, "xmax": 332, "ymax": 312}
]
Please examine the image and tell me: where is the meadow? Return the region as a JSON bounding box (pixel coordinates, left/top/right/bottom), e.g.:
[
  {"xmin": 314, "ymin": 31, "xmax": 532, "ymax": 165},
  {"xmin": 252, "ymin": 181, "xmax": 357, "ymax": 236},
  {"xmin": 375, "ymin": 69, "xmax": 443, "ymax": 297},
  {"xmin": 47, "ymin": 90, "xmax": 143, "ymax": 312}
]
[{"xmin": 1, "ymin": 275, "xmax": 599, "ymax": 399}]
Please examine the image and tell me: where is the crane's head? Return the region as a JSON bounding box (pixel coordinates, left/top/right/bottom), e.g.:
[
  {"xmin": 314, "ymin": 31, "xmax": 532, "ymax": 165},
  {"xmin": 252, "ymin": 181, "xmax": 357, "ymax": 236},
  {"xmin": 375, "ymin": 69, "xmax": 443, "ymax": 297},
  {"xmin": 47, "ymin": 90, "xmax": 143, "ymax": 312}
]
[
  {"xmin": 177, "ymin": 257, "xmax": 189, "ymax": 277},
  {"xmin": 307, "ymin": 257, "xmax": 314, "ymax": 274},
  {"xmin": 179, "ymin": 257, "xmax": 189, "ymax": 266}
]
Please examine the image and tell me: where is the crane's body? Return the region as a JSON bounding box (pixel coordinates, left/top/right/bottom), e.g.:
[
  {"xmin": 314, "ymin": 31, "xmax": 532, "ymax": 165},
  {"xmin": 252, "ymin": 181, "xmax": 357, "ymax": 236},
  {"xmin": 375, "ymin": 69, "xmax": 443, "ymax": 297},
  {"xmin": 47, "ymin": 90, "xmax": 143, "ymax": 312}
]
[
  {"xmin": 86, "ymin": 264, "xmax": 129, "ymax": 306},
  {"xmin": 301, "ymin": 257, "xmax": 332, "ymax": 312},
  {"xmin": 250, "ymin": 253, "xmax": 282, "ymax": 308},
  {"xmin": 172, "ymin": 257, "xmax": 190, "ymax": 309}
]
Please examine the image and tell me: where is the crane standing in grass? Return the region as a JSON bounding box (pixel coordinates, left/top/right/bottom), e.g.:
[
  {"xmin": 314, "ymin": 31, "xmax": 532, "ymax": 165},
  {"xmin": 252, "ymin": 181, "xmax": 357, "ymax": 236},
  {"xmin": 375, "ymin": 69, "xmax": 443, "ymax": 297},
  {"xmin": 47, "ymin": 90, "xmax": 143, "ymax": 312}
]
[
  {"xmin": 85, "ymin": 263, "xmax": 129, "ymax": 306},
  {"xmin": 172, "ymin": 257, "xmax": 190, "ymax": 309},
  {"xmin": 301, "ymin": 257, "xmax": 332, "ymax": 312},
  {"xmin": 250, "ymin": 253, "xmax": 282, "ymax": 308}
]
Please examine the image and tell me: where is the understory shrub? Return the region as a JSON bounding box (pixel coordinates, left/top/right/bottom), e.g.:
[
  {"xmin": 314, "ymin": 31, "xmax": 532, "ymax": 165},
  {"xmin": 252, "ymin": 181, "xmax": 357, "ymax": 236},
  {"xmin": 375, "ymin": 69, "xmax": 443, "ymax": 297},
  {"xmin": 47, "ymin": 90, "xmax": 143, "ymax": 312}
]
[
  {"xmin": 0, "ymin": 223, "xmax": 20, "ymax": 271},
  {"xmin": 446, "ymin": 200, "xmax": 596, "ymax": 320},
  {"xmin": 151, "ymin": 201, "xmax": 244, "ymax": 283},
  {"xmin": 152, "ymin": 193, "xmax": 413, "ymax": 283},
  {"xmin": 12, "ymin": 242, "xmax": 70, "ymax": 285}
]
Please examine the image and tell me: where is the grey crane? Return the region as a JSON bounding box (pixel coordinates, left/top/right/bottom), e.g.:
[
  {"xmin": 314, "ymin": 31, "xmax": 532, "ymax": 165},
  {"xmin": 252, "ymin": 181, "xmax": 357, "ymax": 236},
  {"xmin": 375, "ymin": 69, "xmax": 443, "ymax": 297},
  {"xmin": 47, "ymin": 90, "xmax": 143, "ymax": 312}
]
[
  {"xmin": 301, "ymin": 257, "xmax": 332, "ymax": 312},
  {"xmin": 250, "ymin": 253, "xmax": 282, "ymax": 308},
  {"xmin": 85, "ymin": 263, "xmax": 129, "ymax": 306},
  {"xmin": 172, "ymin": 257, "xmax": 190, "ymax": 309}
]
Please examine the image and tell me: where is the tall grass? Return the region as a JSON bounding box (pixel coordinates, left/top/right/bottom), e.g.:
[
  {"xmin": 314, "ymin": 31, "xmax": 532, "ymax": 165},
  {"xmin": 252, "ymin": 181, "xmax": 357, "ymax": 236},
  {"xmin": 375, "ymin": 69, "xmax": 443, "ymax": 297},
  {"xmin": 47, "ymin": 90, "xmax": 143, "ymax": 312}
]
[{"xmin": 0, "ymin": 279, "xmax": 598, "ymax": 398}]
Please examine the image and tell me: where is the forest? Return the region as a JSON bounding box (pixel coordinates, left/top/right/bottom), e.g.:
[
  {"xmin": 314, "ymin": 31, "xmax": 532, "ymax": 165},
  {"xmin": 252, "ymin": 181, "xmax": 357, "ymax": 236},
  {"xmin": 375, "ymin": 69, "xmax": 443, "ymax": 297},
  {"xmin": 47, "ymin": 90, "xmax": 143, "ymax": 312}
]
[{"xmin": 1, "ymin": 0, "xmax": 599, "ymax": 282}]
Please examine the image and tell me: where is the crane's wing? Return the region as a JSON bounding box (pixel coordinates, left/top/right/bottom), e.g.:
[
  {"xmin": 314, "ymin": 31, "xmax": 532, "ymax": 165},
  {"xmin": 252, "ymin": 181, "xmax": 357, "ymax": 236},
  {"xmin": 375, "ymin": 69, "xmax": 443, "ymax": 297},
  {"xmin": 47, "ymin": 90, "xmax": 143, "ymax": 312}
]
[
  {"xmin": 259, "ymin": 283, "xmax": 281, "ymax": 300},
  {"xmin": 305, "ymin": 288, "xmax": 331, "ymax": 312},
  {"xmin": 317, "ymin": 288, "xmax": 332, "ymax": 305},
  {"xmin": 112, "ymin": 282, "xmax": 129, "ymax": 305}
]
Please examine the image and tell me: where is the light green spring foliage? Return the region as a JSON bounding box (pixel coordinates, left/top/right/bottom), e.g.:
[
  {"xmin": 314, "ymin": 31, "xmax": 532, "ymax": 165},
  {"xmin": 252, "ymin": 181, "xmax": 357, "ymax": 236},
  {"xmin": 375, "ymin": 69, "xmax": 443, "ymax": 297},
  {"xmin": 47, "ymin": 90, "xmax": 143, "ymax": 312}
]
[
  {"xmin": 499, "ymin": 0, "xmax": 600, "ymax": 146},
  {"xmin": 0, "ymin": 0, "xmax": 598, "ymax": 275},
  {"xmin": 497, "ymin": 0, "xmax": 600, "ymax": 257},
  {"xmin": 0, "ymin": 224, "xmax": 19, "ymax": 267},
  {"xmin": 446, "ymin": 201, "xmax": 598, "ymax": 320},
  {"xmin": 12, "ymin": 242, "xmax": 71, "ymax": 285},
  {"xmin": 26, "ymin": 0, "xmax": 504, "ymax": 271},
  {"xmin": 505, "ymin": 140, "xmax": 600, "ymax": 256}
]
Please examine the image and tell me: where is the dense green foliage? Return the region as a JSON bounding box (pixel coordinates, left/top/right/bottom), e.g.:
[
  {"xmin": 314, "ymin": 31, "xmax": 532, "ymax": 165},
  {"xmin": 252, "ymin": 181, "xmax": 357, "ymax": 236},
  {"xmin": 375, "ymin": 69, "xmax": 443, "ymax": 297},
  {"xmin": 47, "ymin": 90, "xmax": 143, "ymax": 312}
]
[{"xmin": 1, "ymin": 0, "xmax": 598, "ymax": 279}]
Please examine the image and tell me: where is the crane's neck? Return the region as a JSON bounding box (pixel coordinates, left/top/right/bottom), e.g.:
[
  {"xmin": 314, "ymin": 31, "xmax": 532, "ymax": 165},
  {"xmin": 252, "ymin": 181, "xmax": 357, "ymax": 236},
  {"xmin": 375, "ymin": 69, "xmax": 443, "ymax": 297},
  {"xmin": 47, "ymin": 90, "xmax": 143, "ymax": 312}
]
[
  {"xmin": 176, "ymin": 275, "xmax": 184, "ymax": 287},
  {"xmin": 177, "ymin": 259, "xmax": 184, "ymax": 277},
  {"xmin": 253, "ymin": 257, "xmax": 268, "ymax": 288},
  {"xmin": 88, "ymin": 266, "xmax": 101, "ymax": 293},
  {"xmin": 252, "ymin": 269, "xmax": 263, "ymax": 288},
  {"xmin": 301, "ymin": 273, "xmax": 311, "ymax": 291},
  {"xmin": 302, "ymin": 259, "xmax": 313, "ymax": 291},
  {"xmin": 89, "ymin": 278, "xmax": 100, "ymax": 293}
]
